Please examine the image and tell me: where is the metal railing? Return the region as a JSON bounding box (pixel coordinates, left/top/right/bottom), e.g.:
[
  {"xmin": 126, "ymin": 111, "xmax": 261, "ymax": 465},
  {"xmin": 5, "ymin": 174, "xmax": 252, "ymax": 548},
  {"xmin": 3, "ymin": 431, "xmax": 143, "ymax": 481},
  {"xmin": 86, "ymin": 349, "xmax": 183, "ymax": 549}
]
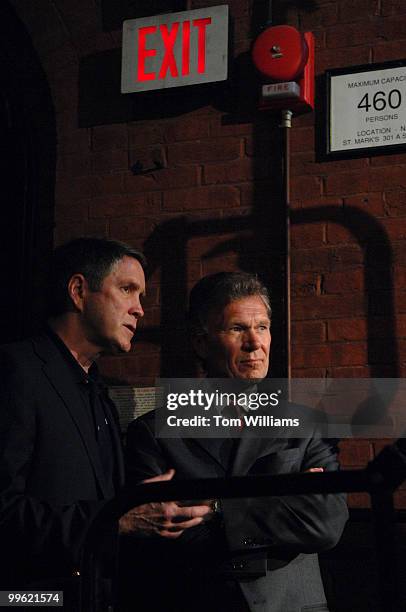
[{"xmin": 81, "ymin": 440, "xmax": 406, "ymax": 612}]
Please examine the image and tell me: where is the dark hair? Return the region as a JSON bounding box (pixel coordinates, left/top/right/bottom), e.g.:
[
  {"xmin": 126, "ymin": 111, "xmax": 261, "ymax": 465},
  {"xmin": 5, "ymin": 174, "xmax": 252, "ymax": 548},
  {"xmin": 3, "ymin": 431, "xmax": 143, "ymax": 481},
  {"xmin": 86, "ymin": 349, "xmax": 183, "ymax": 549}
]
[
  {"xmin": 48, "ymin": 237, "xmax": 146, "ymax": 316},
  {"xmin": 188, "ymin": 271, "xmax": 271, "ymax": 334}
]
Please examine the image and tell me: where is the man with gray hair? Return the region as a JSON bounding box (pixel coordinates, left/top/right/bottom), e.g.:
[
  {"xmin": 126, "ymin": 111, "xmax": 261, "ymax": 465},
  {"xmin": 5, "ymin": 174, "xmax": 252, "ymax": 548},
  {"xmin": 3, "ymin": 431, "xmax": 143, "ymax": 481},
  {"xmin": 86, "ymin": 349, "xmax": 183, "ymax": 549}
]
[{"xmin": 124, "ymin": 271, "xmax": 348, "ymax": 612}]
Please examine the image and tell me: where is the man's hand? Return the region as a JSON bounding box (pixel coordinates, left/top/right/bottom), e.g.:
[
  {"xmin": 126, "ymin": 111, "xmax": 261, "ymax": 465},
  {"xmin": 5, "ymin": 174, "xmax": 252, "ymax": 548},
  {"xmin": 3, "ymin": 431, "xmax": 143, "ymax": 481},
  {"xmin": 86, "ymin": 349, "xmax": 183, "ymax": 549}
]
[{"xmin": 118, "ymin": 469, "xmax": 214, "ymax": 539}]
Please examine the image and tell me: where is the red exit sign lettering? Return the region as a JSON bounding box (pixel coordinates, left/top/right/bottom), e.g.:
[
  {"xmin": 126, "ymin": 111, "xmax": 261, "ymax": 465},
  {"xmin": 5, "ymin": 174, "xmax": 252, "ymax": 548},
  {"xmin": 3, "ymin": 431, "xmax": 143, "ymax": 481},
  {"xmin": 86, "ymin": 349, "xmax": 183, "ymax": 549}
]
[{"xmin": 121, "ymin": 5, "xmax": 228, "ymax": 93}]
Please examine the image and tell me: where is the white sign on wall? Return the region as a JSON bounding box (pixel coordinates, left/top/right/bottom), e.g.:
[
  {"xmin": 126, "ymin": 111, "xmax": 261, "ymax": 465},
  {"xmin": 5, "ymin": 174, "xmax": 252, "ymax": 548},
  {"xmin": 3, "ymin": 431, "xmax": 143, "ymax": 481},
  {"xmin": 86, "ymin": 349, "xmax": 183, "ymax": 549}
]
[
  {"xmin": 327, "ymin": 61, "xmax": 406, "ymax": 157},
  {"xmin": 121, "ymin": 5, "xmax": 228, "ymax": 94}
]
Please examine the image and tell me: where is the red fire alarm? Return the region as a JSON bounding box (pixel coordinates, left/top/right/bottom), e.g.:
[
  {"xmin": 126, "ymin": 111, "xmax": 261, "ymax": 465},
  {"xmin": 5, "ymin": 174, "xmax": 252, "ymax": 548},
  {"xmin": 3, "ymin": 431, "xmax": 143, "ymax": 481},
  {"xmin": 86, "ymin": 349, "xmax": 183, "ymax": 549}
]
[{"xmin": 251, "ymin": 25, "xmax": 314, "ymax": 114}]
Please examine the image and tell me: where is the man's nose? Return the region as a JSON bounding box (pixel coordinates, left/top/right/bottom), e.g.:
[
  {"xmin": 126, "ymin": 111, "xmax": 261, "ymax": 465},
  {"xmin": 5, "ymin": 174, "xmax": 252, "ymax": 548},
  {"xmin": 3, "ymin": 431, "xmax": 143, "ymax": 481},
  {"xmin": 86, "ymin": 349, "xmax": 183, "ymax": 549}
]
[
  {"xmin": 130, "ymin": 297, "xmax": 144, "ymax": 319},
  {"xmin": 242, "ymin": 329, "xmax": 261, "ymax": 351}
]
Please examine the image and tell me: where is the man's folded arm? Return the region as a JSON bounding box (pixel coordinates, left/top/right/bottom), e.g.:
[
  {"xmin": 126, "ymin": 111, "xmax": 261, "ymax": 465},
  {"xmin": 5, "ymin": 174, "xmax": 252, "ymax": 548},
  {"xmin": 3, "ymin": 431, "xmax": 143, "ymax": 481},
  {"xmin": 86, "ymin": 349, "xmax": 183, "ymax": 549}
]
[{"xmin": 221, "ymin": 436, "xmax": 348, "ymax": 554}]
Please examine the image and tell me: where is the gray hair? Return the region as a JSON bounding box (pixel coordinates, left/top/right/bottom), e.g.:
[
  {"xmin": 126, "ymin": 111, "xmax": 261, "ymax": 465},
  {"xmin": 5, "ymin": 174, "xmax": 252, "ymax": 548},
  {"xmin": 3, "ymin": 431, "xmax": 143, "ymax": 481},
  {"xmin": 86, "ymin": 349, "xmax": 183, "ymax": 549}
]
[{"xmin": 188, "ymin": 271, "xmax": 271, "ymax": 335}]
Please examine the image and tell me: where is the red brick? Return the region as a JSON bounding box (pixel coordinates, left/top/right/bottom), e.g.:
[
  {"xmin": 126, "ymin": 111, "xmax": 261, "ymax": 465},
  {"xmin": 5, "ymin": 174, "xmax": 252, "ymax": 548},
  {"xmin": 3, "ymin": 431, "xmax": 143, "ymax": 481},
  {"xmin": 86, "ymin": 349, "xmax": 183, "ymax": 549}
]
[
  {"xmin": 326, "ymin": 22, "xmax": 380, "ymax": 48},
  {"xmin": 203, "ymin": 159, "xmax": 254, "ymax": 185},
  {"xmin": 292, "ymin": 196, "xmax": 343, "ymax": 210},
  {"xmin": 92, "ymin": 124, "xmax": 127, "ymax": 151},
  {"xmin": 208, "ymin": 117, "xmax": 252, "ymax": 138},
  {"xmin": 292, "ymin": 154, "xmax": 368, "ymax": 177},
  {"xmin": 292, "ymin": 273, "xmax": 322, "ymax": 297},
  {"xmin": 126, "ymin": 166, "xmax": 199, "ymax": 192},
  {"xmin": 240, "ymin": 181, "xmax": 277, "ymax": 207},
  {"xmin": 54, "ymin": 198, "xmax": 89, "ymax": 222},
  {"xmin": 323, "ymin": 269, "xmax": 364, "ymax": 294},
  {"xmin": 57, "ymin": 119, "xmax": 90, "ymax": 156},
  {"xmin": 384, "ymin": 191, "xmax": 406, "ymax": 216},
  {"xmin": 291, "ymin": 223, "xmax": 326, "ymax": 248},
  {"xmin": 128, "ymin": 146, "xmax": 166, "ymax": 176},
  {"xmin": 58, "ymin": 152, "xmax": 92, "ymax": 177},
  {"xmin": 381, "ymin": 0, "xmax": 406, "ymax": 16},
  {"xmin": 89, "ymin": 193, "xmax": 162, "ymax": 218},
  {"xmin": 339, "ymin": 440, "xmax": 373, "ymax": 467},
  {"xmin": 328, "ymin": 318, "xmax": 367, "ymax": 341},
  {"xmin": 168, "ymin": 138, "xmax": 242, "ymax": 165},
  {"xmin": 109, "ymin": 217, "xmax": 155, "ymax": 240},
  {"xmin": 291, "ymin": 368, "xmax": 327, "ymax": 377},
  {"xmin": 93, "ymin": 174, "xmax": 124, "ymax": 196},
  {"xmin": 325, "ymin": 171, "xmax": 370, "ymax": 196},
  {"xmin": 291, "ymin": 344, "xmax": 328, "ymax": 368},
  {"xmin": 316, "ymin": 46, "xmax": 370, "ymax": 72},
  {"xmin": 98, "ymin": 356, "xmax": 123, "ymax": 381},
  {"xmin": 91, "ymin": 149, "xmax": 128, "ymax": 173},
  {"xmin": 163, "ymin": 117, "xmax": 210, "ymax": 142},
  {"xmin": 292, "ymin": 294, "xmax": 366, "ymax": 320},
  {"xmin": 394, "ymin": 268, "xmax": 406, "ymax": 291},
  {"xmin": 202, "ymin": 254, "xmax": 240, "ymax": 276},
  {"xmin": 128, "ymin": 123, "xmax": 164, "ymax": 147},
  {"xmin": 187, "ymin": 233, "xmax": 244, "ymax": 259},
  {"xmin": 163, "ymin": 185, "xmax": 240, "ymax": 211},
  {"xmin": 373, "ymin": 39, "xmax": 406, "ymax": 62},
  {"xmin": 326, "ymin": 222, "xmax": 358, "ymax": 245},
  {"xmin": 290, "ymin": 127, "xmax": 315, "ymax": 153},
  {"xmin": 369, "ymin": 166, "xmax": 406, "ymax": 192},
  {"xmin": 393, "ymin": 242, "xmax": 406, "ymax": 264},
  {"xmin": 121, "ymin": 353, "xmax": 161, "ymax": 385},
  {"xmin": 330, "ymin": 366, "xmax": 371, "ymax": 377},
  {"xmin": 380, "ymin": 14, "xmax": 406, "ymax": 40},
  {"xmin": 300, "ymin": 3, "xmax": 338, "ymax": 28},
  {"xmin": 292, "ymin": 245, "xmax": 363, "ymax": 272},
  {"xmin": 339, "ymin": 0, "xmax": 380, "ymax": 21},
  {"xmin": 292, "ymin": 320, "xmax": 326, "ymax": 344},
  {"xmin": 383, "ymin": 218, "xmax": 406, "ymax": 241},
  {"xmin": 291, "ymin": 176, "xmax": 322, "ymax": 200},
  {"xmin": 344, "ymin": 193, "xmax": 385, "ymax": 217},
  {"xmin": 55, "ymin": 176, "xmax": 96, "ymax": 206},
  {"xmin": 294, "ymin": 341, "xmax": 367, "ymax": 368},
  {"xmin": 54, "ymin": 219, "xmax": 108, "ymax": 244}
]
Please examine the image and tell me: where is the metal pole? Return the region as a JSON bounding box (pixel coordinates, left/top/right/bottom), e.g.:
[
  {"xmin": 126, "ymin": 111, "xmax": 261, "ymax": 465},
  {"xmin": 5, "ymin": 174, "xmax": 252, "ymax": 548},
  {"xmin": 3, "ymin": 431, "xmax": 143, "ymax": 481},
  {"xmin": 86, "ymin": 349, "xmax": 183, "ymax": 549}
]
[{"xmin": 280, "ymin": 109, "xmax": 292, "ymax": 380}]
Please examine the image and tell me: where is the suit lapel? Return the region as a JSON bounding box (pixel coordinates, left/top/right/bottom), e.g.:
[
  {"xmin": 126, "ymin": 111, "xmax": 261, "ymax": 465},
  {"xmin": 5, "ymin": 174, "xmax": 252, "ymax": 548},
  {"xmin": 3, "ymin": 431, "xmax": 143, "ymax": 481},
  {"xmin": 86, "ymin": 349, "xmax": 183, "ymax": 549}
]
[
  {"xmin": 32, "ymin": 335, "xmax": 111, "ymax": 498},
  {"xmin": 230, "ymin": 429, "xmax": 287, "ymax": 476},
  {"xmin": 189, "ymin": 437, "xmax": 231, "ymax": 471}
]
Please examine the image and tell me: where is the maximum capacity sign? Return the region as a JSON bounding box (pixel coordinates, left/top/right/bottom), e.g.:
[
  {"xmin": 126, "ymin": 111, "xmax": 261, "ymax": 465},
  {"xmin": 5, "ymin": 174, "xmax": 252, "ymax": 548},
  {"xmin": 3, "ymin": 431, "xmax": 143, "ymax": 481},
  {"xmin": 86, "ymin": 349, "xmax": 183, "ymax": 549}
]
[{"xmin": 326, "ymin": 60, "xmax": 406, "ymax": 158}]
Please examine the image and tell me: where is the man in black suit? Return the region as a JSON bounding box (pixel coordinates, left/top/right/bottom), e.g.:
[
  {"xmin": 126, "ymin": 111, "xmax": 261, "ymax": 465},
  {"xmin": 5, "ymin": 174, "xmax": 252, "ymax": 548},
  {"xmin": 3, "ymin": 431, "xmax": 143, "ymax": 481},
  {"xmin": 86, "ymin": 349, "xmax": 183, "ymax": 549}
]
[
  {"xmin": 124, "ymin": 271, "xmax": 348, "ymax": 612},
  {"xmin": 0, "ymin": 238, "xmax": 211, "ymax": 611}
]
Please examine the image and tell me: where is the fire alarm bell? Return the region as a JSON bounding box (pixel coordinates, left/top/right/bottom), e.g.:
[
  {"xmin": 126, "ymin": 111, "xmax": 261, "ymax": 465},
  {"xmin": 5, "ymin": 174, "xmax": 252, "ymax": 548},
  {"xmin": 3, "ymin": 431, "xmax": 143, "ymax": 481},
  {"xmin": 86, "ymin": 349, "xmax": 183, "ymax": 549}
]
[{"xmin": 251, "ymin": 25, "xmax": 314, "ymax": 114}]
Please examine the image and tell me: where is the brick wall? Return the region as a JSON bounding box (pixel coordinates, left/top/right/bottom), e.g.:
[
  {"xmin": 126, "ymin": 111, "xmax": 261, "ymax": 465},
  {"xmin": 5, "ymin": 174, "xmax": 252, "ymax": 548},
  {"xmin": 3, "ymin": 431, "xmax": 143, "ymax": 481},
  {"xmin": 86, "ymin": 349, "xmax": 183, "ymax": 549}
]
[{"xmin": 9, "ymin": 0, "xmax": 406, "ymax": 506}]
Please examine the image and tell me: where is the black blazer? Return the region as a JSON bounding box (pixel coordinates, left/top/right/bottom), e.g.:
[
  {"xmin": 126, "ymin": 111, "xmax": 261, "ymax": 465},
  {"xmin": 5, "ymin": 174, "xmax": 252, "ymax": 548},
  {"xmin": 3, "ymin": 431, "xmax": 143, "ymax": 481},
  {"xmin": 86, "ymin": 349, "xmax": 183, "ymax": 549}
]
[
  {"xmin": 123, "ymin": 400, "xmax": 348, "ymax": 612},
  {"xmin": 0, "ymin": 333, "xmax": 124, "ymax": 591}
]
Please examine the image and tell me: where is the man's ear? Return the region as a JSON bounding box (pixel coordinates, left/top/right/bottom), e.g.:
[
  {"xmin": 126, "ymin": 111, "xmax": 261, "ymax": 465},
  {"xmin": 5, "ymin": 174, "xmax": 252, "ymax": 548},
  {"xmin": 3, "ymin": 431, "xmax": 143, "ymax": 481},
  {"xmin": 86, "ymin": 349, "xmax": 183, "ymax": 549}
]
[
  {"xmin": 191, "ymin": 333, "xmax": 209, "ymax": 361},
  {"xmin": 67, "ymin": 274, "xmax": 87, "ymax": 312}
]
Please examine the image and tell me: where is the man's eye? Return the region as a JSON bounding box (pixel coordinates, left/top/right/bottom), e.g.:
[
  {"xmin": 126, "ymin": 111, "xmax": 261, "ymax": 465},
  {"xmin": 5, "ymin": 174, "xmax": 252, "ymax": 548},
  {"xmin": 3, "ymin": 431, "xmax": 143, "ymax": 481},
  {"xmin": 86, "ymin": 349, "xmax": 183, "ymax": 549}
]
[
  {"xmin": 121, "ymin": 286, "xmax": 131, "ymax": 294},
  {"xmin": 258, "ymin": 325, "xmax": 269, "ymax": 331},
  {"xmin": 230, "ymin": 326, "xmax": 242, "ymax": 332}
]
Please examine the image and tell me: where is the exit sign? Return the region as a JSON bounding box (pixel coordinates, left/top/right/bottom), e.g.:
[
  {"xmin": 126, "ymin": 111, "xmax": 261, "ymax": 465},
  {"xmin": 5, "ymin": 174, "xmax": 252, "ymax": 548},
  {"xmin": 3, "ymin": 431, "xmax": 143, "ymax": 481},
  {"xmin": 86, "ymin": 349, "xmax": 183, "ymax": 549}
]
[{"xmin": 121, "ymin": 5, "xmax": 228, "ymax": 93}]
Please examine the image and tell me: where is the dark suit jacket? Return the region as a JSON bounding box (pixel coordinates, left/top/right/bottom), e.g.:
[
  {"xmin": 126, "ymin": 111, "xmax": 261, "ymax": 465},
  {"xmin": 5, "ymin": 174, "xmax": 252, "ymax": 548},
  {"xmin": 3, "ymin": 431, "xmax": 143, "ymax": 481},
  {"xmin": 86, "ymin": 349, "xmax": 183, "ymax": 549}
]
[
  {"xmin": 123, "ymin": 400, "xmax": 348, "ymax": 612},
  {"xmin": 0, "ymin": 333, "xmax": 124, "ymax": 603}
]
